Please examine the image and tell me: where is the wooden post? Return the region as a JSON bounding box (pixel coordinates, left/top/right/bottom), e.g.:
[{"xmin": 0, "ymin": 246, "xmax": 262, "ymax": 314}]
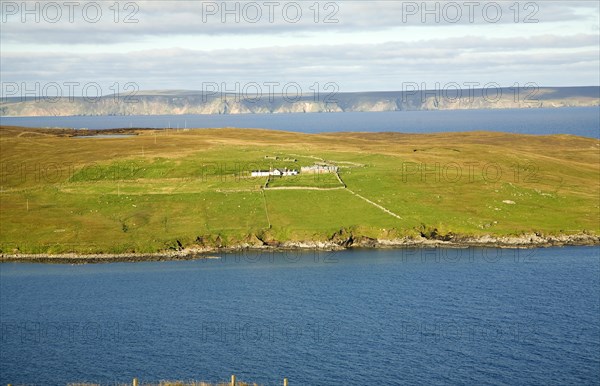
[
  {"xmin": 132, "ymin": 377, "xmax": 138, "ymax": 386},
  {"xmin": 231, "ymin": 374, "xmax": 236, "ymax": 386},
  {"xmin": 284, "ymin": 378, "xmax": 288, "ymax": 386}
]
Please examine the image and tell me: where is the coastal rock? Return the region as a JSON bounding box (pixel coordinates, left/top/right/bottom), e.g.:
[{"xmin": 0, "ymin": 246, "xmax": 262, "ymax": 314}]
[
  {"xmin": 329, "ymin": 228, "xmax": 354, "ymax": 247},
  {"xmin": 1, "ymin": 233, "xmax": 597, "ymax": 263},
  {"xmin": 355, "ymin": 236, "xmax": 378, "ymax": 247}
]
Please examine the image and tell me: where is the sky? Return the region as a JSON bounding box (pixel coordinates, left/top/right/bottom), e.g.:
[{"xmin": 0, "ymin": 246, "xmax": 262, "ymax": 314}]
[{"xmin": 1, "ymin": 0, "xmax": 599, "ymax": 96}]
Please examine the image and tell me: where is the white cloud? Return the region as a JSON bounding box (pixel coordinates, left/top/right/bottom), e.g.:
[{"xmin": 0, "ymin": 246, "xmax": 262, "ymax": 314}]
[{"xmin": 0, "ymin": 1, "xmax": 598, "ymax": 90}]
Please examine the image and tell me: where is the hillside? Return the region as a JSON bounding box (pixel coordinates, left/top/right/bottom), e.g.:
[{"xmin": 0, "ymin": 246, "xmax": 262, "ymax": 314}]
[
  {"xmin": 1, "ymin": 87, "xmax": 598, "ymax": 117},
  {"xmin": 0, "ymin": 126, "xmax": 598, "ymax": 256}
]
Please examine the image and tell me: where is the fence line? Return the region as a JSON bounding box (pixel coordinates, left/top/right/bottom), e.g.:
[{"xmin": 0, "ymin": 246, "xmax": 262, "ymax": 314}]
[
  {"xmin": 346, "ymin": 188, "xmax": 403, "ymax": 220},
  {"xmin": 7, "ymin": 375, "xmax": 289, "ymax": 386},
  {"xmin": 127, "ymin": 376, "xmax": 289, "ymax": 386}
]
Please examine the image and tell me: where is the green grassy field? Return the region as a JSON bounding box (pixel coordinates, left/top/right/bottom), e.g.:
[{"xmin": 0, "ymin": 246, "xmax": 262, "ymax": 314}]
[
  {"xmin": 1, "ymin": 126, "xmax": 598, "ymax": 254},
  {"xmin": 266, "ymin": 173, "xmax": 343, "ymax": 188}
]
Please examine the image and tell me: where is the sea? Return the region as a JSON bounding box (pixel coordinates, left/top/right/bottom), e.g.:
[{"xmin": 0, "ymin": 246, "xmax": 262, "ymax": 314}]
[
  {"xmin": 1, "ymin": 107, "xmax": 599, "ymax": 138},
  {"xmin": 1, "ymin": 108, "xmax": 599, "ymax": 385},
  {"xmin": 1, "ymin": 247, "xmax": 599, "ymax": 385}
]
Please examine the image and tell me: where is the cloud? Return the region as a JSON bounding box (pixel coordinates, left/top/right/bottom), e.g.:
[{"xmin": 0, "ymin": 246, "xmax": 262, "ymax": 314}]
[
  {"xmin": 2, "ymin": 34, "xmax": 598, "ymax": 91},
  {"xmin": 1, "ymin": 1, "xmax": 598, "ymax": 90},
  {"xmin": 1, "ymin": 1, "xmax": 599, "ymax": 44}
]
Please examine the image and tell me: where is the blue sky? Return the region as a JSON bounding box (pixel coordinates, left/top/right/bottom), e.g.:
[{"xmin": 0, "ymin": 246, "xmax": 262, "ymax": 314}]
[{"xmin": 1, "ymin": 1, "xmax": 599, "ymax": 95}]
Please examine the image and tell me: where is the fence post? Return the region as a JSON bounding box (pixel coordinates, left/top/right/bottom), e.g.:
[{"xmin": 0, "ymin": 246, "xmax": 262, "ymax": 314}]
[
  {"xmin": 231, "ymin": 374, "xmax": 236, "ymax": 386},
  {"xmin": 284, "ymin": 378, "xmax": 288, "ymax": 386},
  {"xmin": 132, "ymin": 377, "xmax": 138, "ymax": 386}
]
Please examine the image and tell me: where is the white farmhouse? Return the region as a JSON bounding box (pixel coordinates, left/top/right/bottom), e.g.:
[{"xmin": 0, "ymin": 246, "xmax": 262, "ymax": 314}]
[
  {"xmin": 251, "ymin": 168, "xmax": 298, "ymax": 177},
  {"xmin": 280, "ymin": 168, "xmax": 298, "ymax": 176},
  {"xmin": 251, "ymin": 170, "xmax": 271, "ymax": 177}
]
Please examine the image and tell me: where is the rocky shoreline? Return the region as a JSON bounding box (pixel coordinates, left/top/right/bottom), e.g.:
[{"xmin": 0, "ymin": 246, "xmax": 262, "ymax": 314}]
[{"xmin": 1, "ymin": 233, "xmax": 598, "ymax": 264}]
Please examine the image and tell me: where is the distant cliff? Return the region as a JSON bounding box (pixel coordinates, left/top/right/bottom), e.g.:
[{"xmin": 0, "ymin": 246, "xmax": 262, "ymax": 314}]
[{"xmin": 1, "ymin": 87, "xmax": 598, "ymax": 117}]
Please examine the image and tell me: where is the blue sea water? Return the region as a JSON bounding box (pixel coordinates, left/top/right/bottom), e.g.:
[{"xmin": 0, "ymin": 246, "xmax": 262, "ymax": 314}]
[
  {"xmin": 1, "ymin": 107, "xmax": 599, "ymax": 138},
  {"xmin": 1, "ymin": 247, "xmax": 599, "ymax": 385}
]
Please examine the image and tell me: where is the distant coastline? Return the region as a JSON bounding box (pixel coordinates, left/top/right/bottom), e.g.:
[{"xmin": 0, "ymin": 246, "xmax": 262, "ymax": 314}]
[{"xmin": 1, "ymin": 86, "xmax": 598, "ymax": 117}]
